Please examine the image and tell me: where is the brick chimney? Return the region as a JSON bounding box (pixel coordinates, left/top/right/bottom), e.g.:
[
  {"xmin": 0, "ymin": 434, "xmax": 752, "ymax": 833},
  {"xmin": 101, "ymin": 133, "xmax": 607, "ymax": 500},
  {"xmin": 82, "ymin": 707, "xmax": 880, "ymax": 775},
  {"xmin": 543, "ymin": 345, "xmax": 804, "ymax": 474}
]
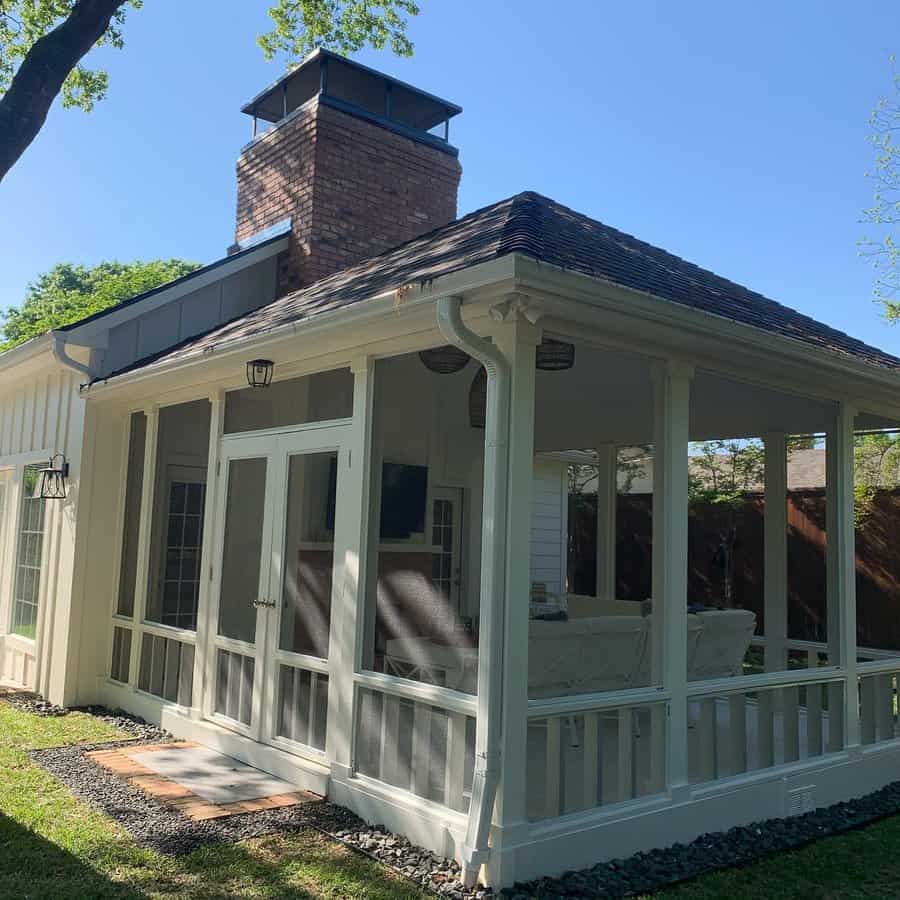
[{"xmin": 235, "ymin": 50, "xmax": 463, "ymax": 295}]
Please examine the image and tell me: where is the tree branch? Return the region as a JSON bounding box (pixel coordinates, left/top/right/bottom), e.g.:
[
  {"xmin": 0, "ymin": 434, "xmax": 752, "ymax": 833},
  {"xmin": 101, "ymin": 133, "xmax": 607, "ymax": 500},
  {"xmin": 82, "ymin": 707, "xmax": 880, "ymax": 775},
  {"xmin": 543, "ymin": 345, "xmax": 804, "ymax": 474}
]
[{"xmin": 0, "ymin": 0, "xmax": 126, "ymax": 182}]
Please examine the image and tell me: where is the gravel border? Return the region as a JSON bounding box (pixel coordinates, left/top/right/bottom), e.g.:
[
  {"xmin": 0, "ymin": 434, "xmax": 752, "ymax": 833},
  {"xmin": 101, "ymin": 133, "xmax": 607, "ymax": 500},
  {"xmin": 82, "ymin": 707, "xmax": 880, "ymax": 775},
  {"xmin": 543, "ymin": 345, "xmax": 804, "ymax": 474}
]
[
  {"xmin": 30, "ymin": 740, "xmax": 485, "ymax": 898},
  {"xmin": 19, "ymin": 696, "xmax": 900, "ymax": 898}
]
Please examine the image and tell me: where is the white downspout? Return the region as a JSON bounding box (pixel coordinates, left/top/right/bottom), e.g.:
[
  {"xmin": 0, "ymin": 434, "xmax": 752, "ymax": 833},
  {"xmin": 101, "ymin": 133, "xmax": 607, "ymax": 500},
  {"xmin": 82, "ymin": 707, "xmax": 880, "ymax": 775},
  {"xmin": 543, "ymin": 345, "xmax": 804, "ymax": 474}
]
[
  {"xmin": 436, "ymin": 296, "xmax": 510, "ymax": 887},
  {"xmin": 51, "ymin": 333, "xmax": 93, "ymax": 381}
]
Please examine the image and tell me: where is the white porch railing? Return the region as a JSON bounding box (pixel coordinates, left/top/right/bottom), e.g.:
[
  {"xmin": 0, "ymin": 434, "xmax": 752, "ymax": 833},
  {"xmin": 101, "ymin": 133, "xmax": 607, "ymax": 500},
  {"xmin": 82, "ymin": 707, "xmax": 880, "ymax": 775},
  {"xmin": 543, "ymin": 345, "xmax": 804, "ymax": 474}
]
[
  {"xmin": 858, "ymin": 661, "xmax": 900, "ymax": 746},
  {"xmin": 686, "ymin": 668, "xmax": 844, "ymax": 784},
  {"xmin": 526, "ymin": 689, "xmax": 669, "ymax": 821},
  {"xmin": 353, "ymin": 673, "xmax": 476, "ymax": 812}
]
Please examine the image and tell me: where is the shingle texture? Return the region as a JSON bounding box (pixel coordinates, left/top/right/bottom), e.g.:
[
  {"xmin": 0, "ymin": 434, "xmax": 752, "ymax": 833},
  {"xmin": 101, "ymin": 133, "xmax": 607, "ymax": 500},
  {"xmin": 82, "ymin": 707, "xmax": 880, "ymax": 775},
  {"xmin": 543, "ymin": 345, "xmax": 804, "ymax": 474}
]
[{"xmin": 101, "ymin": 191, "xmax": 900, "ymax": 380}]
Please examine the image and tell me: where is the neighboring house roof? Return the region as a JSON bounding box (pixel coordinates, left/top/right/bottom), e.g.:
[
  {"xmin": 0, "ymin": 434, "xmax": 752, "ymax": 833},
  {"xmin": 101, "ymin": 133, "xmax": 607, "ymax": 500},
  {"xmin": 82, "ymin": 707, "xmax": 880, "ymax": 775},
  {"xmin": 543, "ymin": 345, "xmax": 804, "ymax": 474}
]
[
  {"xmin": 569, "ymin": 447, "xmax": 828, "ymax": 494},
  {"xmin": 96, "ymin": 191, "xmax": 900, "ymax": 382}
]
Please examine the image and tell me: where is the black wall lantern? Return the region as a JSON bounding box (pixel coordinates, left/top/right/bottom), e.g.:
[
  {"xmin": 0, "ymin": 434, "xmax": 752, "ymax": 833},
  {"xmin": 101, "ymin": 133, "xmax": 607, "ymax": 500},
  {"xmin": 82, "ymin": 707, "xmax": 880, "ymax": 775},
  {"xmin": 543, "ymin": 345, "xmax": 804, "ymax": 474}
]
[
  {"xmin": 246, "ymin": 358, "xmax": 274, "ymax": 388},
  {"xmin": 39, "ymin": 452, "xmax": 69, "ymax": 500}
]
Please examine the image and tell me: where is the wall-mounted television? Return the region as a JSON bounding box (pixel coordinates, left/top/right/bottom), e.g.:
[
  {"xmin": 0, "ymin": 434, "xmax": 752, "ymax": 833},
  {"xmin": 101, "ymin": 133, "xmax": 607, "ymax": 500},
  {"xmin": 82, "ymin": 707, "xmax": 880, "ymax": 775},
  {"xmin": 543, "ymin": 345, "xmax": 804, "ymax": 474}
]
[{"xmin": 379, "ymin": 462, "xmax": 428, "ymax": 540}]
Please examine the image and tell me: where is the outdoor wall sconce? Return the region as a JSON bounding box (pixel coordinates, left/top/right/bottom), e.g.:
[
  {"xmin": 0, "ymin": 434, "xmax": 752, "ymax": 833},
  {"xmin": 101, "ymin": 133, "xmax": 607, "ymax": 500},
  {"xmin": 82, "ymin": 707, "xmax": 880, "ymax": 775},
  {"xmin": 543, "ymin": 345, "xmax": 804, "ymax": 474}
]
[
  {"xmin": 39, "ymin": 452, "xmax": 69, "ymax": 500},
  {"xmin": 419, "ymin": 345, "xmax": 471, "ymax": 374},
  {"xmin": 246, "ymin": 359, "xmax": 274, "ymax": 388},
  {"xmin": 535, "ymin": 338, "xmax": 576, "ymax": 371}
]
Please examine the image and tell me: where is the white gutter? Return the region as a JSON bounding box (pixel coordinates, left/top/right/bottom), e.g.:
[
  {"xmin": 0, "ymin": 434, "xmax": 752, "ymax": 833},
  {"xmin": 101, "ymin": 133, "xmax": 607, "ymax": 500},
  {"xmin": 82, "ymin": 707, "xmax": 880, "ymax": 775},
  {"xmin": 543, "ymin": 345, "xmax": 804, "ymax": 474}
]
[
  {"xmin": 52, "ymin": 333, "xmax": 93, "ymax": 380},
  {"xmin": 436, "ymin": 296, "xmax": 509, "ymax": 888}
]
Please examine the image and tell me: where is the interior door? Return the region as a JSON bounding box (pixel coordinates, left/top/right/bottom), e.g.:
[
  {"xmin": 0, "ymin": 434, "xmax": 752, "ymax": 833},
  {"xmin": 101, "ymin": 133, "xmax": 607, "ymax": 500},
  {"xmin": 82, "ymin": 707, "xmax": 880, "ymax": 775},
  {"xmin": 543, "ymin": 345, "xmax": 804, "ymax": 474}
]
[{"xmin": 206, "ymin": 424, "xmax": 350, "ymax": 751}]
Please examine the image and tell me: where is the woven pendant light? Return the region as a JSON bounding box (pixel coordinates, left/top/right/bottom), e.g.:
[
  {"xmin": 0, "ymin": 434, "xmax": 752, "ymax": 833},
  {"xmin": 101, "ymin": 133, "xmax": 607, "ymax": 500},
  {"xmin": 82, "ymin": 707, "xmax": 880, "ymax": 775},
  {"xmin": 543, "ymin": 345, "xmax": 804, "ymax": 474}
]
[
  {"xmin": 535, "ymin": 338, "xmax": 575, "ymax": 371},
  {"xmin": 419, "ymin": 345, "xmax": 471, "ymax": 374}
]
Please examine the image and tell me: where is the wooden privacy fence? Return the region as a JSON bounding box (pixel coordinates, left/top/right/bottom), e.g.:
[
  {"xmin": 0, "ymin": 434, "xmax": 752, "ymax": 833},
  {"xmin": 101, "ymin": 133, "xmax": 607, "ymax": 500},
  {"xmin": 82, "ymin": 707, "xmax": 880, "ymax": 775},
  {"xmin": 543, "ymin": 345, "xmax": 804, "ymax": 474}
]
[{"xmin": 568, "ymin": 488, "xmax": 900, "ymax": 653}]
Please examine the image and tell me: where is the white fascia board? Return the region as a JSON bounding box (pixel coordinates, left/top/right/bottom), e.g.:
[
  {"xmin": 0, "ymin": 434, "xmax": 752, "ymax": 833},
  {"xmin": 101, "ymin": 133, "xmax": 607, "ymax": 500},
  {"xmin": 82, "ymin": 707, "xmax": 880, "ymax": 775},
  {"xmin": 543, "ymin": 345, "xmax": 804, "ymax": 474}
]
[
  {"xmin": 81, "ymin": 255, "xmax": 518, "ymax": 400},
  {"xmin": 63, "ymin": 235, "xmax": 289, "ymax": 347},
  {"xmin": 0, "ymin": 332, "xmax": 53, "ymax": 372}
]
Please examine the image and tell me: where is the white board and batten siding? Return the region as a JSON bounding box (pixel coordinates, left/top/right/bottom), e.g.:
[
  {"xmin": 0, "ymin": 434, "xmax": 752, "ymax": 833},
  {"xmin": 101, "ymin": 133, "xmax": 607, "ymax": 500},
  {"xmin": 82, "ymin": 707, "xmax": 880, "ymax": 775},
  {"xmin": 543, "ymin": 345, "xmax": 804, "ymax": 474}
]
[
  {"xmin": 0, "ymin": 367, "xmax": 85, "ymax": 691},
  {"xmin": 531, "ymin": 458, "xmax": 568, "ymax": 600}
]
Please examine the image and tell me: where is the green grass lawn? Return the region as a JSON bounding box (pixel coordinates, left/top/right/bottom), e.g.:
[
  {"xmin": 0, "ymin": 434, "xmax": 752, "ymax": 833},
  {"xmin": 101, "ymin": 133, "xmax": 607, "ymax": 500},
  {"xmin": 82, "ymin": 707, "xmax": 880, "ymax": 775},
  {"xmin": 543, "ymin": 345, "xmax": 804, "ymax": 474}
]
[
  {"xmin": 4, "ymin": 700, "xmax": 900, "ymax": 899},
  {"xmin": 0, "ymin": 701, "xmax": 427, "ymax": 899}
]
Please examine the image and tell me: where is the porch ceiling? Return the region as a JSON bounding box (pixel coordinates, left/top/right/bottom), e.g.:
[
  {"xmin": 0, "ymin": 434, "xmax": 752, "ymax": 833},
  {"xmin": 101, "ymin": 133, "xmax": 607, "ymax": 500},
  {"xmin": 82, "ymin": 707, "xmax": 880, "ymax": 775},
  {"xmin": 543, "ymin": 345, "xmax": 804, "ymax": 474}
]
[{"xmin": 533, "ymin": 345, "xmax": 894, "ymax": 451}]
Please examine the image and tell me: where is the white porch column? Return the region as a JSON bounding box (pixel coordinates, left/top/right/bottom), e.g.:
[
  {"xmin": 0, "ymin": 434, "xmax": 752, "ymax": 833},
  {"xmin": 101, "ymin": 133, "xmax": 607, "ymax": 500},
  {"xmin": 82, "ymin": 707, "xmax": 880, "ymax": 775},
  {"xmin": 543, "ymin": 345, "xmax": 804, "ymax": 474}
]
[
  {"xmin": 192, "ymin": 389, "xmax": 224, "ymax": 711},
  {"xmin": 763, "ymin": 432, "xmax": 788, "ymax": 672},
  {"xmin": 826, "ymin": 402, "xmax": 859, "ymax": 751},
  {"xmin": 328, "ymin": 356, "xmax": 375, "ymax": 780},
  {"xmin": 652, "ymin": 361, "xmax": 693, "ymax": 795},
  {"xmin": 127, "ymin": 405, "xmax": 159, "ymax": 687},
  {"xmin": 595, "ymin": 444, "xmax": 617, "ymax": 602},
  {"xmin": 489, "ymin": 317, "xmax": 539, "ymax": 885}
]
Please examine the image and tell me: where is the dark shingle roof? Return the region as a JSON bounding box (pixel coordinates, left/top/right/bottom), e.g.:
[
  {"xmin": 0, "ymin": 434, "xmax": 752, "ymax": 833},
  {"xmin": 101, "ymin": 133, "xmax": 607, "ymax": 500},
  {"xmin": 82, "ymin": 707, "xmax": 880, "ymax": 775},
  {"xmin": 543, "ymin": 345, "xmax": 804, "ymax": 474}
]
[{"xmin": 101, "ymin": 191, "xmax": 900, "ymax": 380}]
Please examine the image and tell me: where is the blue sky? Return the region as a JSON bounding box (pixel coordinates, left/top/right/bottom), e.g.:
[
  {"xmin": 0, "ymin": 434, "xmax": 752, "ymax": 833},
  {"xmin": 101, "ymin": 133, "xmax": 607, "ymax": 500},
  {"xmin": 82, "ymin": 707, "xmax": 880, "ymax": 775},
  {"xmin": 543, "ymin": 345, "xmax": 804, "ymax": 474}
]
[{"xmin": 1, "ymin": 1, "xmax": 898, "ymax": 352}]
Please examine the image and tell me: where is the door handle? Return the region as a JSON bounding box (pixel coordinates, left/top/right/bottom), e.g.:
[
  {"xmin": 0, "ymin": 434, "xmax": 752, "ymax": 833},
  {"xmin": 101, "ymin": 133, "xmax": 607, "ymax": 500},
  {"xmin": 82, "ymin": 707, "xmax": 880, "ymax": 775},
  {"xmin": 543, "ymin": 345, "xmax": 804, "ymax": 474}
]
[{"xmin": 252, "ymin": 598, "xmax": 276, "ymax": 609}]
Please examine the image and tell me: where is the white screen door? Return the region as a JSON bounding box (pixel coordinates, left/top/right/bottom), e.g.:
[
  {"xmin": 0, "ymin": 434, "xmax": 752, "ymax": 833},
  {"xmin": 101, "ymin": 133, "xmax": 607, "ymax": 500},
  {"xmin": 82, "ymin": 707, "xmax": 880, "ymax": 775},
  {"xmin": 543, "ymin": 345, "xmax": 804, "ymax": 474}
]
[{"xmin": 205, "ymin": 423, "xmax": 350, "ymax": 750}]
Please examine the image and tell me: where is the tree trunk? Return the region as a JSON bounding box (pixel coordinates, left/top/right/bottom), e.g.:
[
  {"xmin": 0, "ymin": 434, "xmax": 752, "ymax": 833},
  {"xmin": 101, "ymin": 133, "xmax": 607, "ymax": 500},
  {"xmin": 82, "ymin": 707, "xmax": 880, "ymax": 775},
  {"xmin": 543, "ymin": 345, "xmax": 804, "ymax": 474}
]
[{"xmin": 0, "ymin": 0, "xmax": 127, "ymax": 183}]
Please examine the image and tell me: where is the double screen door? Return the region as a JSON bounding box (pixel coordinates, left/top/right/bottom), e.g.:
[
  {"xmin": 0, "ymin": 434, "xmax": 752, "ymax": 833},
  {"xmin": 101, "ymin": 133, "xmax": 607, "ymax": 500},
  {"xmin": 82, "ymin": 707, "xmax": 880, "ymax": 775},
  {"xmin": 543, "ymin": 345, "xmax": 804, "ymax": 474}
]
[{"xmin": 204, "ymin": 423, "xmax": 351, "ymax": 753}]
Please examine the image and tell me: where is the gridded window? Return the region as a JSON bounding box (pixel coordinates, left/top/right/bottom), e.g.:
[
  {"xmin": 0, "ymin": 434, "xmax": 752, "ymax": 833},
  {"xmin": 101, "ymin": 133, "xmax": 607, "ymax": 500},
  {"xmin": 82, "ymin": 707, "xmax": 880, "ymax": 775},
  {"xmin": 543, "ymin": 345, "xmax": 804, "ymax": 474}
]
[
  {"xmin": 159, "ymin": 480, "xmax": 205, "ymax": 630},
  {"xmin": 11, "ymin": 465, "xmax": 45, "ymax": 639},
  {"xmin": 431, "ymin": 498, "xmax": 454, "ymax": 599}
]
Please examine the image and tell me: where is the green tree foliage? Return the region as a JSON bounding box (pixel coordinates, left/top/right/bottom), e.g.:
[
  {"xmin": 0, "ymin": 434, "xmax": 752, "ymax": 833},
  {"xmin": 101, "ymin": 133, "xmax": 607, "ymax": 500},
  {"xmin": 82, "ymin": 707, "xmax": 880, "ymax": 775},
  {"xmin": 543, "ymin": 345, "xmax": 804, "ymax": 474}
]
[
  {"xmin": 861, "ymin": 59, "xmax": 900, "ymax": 321},
  {"xmin": 1, "ymin": 259, "xmax": 198, "ymax": 350},
  {"xmin": 688, "ymin": 439, "xmax": 766, "ymax": 507},
  {"xmin": 0, "ymin": 1, "xmax": 139, "ymax": 112},
  {"xmin": 854, "ymin": 431, "xmax": 900, "ymax": 524},
  {"xmin": 259, "ymin": 0, "xmax": 419, "ymax": 61},
  {"xmin": 0, "ymin": 0, "xmax": 419, "ymax": 182}
]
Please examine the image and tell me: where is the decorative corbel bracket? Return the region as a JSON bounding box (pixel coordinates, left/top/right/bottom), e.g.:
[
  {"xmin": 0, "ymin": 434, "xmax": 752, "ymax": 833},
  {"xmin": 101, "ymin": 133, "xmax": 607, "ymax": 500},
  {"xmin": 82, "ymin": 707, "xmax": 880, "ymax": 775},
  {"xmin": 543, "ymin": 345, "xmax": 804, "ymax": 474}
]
[{"xmin": 488, "ymin": 292, "xmax": 545, "ymax": 325}]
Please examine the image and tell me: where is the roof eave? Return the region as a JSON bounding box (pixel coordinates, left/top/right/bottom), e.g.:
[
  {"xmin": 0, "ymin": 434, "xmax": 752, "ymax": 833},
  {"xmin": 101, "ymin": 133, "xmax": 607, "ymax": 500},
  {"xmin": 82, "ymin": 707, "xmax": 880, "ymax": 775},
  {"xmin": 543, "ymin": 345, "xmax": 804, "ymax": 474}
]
[{"xmin": 80, "ymin": 255, "xmax": 518, "ymax": 400}]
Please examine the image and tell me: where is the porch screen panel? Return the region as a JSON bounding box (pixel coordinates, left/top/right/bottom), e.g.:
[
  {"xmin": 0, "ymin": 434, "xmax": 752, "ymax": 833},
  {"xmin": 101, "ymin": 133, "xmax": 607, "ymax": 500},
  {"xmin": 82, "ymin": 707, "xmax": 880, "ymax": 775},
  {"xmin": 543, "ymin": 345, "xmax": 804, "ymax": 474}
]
[
  {"xmin": 218, "ymin": 457, "xmax": 267, "ymax": 643},
  {"xmin": 117, "ymin": 412, "xmax": 146, "ymax": 617},
  {"xmin": 136, "ymin": 632, "xmax": 195, "ymax": 705},
  {"xmin": 355, "ymin": 686, "xmax": 475, "ymax": 812},
  {"xmin": 853, "ymin": 428, "xmax": 900, "ymax": 667},
  {"xmin": 362, "ymin": 353, "xmax": 485, "ymax": 695},
  {"xmin": 215, "ymin": 648, "xmax": 254, "ymax": 725},
  {"xmin": 144, "ymin": 400, "xmax": 210, "ymax": 631},
  {"xmin": 276, "ymin": 664, "xmax": 328, "ymax": 750},
  {"xmin": 224, "ymin": 368, "xmax": 353, "ymax": 435},
  {"xmin": 11, "ymin": 465, "xmax": 45, "ymax": 639},
  {"xmin": 526, "ymin": 698, "xmax": 668, "ymax": 820},
  {"xmin": 687, "ymin": 678, "xmax": 843, "ymax": 784},
  {"xmin": 279, "ymin": 451, "xmax": 338, "ymax": 658},
  {"xmin": 109, "ymin": 626, "xmax": 132, "ymax": 683}
]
